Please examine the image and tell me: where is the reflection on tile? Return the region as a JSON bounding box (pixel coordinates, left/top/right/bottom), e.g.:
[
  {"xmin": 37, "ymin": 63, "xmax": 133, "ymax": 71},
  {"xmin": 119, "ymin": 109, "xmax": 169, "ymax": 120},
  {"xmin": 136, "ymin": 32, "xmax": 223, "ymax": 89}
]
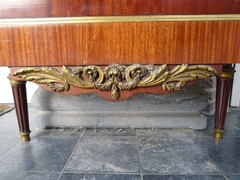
[
  {"xmin": 195, "ymin": 137, "xmax": 240, "ymax": 173},
  {"xmin": 235, "ymin": 124, "xmax": 240, "ymax": 130},
  {"xmin": 226, "ymin": 175, "xmax": 240, "ymax": 180},
  {"xmin": 217, "ymin": 122, "xmax": 240, "ymax": 136},
  {"xmin": 0, "ymin": 136, "xmax": 79, "ymax": 172},
  {"xmin": 84, "ymin": 128, "xmax": 136, "ymax": 136},
  {"xmin": 136, "ymin": 128, "xmax": 193, "ymax": 138},
  {"xmin": 60, "ymin": 173, "xmax": 141, "ymax": 180},
  {"xmin": 0, "ymin": 107, "xmax": 39, "ymax": 137},
  {"xmin": 65, "ymin": 136, "xmax": 139, "ymax": 173},
  {"xmin": 0, "ymin": 172, "xmax": 59, "ymax": 180},
  {"xmin": 0, "ymin": 114, "xmax": 22, "ymax": 137},
  {"xmin": 0, "ymin": 136, "xmax": 20, "ymax": 159},
  {"xmin": 143, "ymin": 175, "xmax": 226, "ymax": 180},
  {"xmin": 139, "ymin": 137, "xmax": 219, "ymax": 174}
]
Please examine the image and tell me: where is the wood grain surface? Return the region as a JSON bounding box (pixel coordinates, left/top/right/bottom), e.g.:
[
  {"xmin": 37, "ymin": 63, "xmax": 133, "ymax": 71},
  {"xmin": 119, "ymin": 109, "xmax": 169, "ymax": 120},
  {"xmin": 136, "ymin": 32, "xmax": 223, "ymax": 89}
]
[
  {"xmin": 1, "ymin": 21, "xmax": 239, "ymax": 66},
  {"xmin": 0, "ymin": 0, "xmax": 240, "ymax": 19}
]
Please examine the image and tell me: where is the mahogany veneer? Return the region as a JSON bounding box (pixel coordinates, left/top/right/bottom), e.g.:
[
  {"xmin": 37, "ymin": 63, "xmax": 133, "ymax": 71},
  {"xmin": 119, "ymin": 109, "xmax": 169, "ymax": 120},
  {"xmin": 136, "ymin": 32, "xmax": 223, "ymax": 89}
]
[{"xmin": 0, "ymin": 21, "xmax": 240, "ymax": 66}]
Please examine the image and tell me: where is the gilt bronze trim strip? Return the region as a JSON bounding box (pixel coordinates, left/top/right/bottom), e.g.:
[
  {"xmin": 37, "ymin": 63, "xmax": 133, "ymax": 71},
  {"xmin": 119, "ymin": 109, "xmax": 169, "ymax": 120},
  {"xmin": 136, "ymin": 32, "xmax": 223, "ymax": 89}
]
[{"xmin": 1, "ymin": 15, "xmax": 240, "ymax": 26}]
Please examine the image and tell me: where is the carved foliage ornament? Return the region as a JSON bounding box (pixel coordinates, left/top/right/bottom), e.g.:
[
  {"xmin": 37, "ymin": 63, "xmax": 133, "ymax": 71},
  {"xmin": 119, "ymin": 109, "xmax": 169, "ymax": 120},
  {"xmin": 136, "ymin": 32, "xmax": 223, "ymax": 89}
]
[{"xmin": 14, "ymin": 64, "xmax": 217, "ymax": 99}]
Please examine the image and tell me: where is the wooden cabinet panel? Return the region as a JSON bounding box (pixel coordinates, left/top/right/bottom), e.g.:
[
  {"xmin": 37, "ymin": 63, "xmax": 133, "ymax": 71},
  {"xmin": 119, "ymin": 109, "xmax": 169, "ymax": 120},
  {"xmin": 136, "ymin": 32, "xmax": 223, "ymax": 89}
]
[
  {"xmin": 1, "ymin": 21, "xmax": 239, "ymax": 66},
  {"xmin": 116, "ymin": 0, "xmax": 240, "ymax": 15}
]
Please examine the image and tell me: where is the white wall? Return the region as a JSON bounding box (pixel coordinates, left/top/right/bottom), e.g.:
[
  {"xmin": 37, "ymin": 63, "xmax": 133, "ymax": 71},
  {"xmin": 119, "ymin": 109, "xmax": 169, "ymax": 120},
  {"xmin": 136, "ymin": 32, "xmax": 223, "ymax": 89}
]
[
  {"xmin": 0, "ymin": 67, "xmax": 38, "ymax": 103},
  {"xmin": 230, "ymin": 64, "xmax": 240, "ymax": 107}
]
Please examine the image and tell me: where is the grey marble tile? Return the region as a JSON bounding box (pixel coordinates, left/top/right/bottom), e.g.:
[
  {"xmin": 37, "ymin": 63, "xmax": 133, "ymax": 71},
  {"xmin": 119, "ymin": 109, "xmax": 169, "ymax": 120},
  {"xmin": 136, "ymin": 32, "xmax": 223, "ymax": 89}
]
[
  {"xmin": 0, "ymin": 113, "xmax": 22, "ymax": 137},
  {"xmin": 139, "ymin": 136, "xmax": 220, "ymax": 174},
  {"xmin": 0, "ymin": 136, "xmax": 79, "ymax": 172},
  {"xmin": 195, "ymin": 137, "xmax": 240, "ymax": 174},
  {"xmin": 218, "ymin": 123, "xmax": 240, "ymax": 137},
  {"xmin": 143, "ymin": 175, "xmax": 226, "ymax": 180},
  {"xmin": 60, "ymin": 173, "xmax": 141, "ymax": 180},
  {"xmin": 136, "ymin": 128, "xmax": 193, "ymax": 138},
  {"xmin": 64, "ymin": 136, "xmax": 139, "ymax": 173},
  {"xmin": 0, "ymin": 172, "xmax": 59, "ymax": 180},
  {"xmin": 0, "ymin": 136, "xmax": 20, "ymax": 159},
  {"xmin": 226, "ymin": 175, "xmax": 240, "ymax": 180},
  {"xmin": 84, "ymin": 128, "xmax": 136, "ymax": 136},
  {"xmin": 227, "ymin": 112, "xmax": 240, "ymax": 124}
]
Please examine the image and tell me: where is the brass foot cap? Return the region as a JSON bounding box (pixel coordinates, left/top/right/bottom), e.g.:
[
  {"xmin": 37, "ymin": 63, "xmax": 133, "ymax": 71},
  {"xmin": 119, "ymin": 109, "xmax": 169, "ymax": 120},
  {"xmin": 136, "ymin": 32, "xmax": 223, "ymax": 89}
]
[
  {"xmin": 214, "ymin": 129, "xmax": 224, "ymax": 139},
  {"xmin": 20, "ymin": 133, "xmax": 31, "ymax": 142}
]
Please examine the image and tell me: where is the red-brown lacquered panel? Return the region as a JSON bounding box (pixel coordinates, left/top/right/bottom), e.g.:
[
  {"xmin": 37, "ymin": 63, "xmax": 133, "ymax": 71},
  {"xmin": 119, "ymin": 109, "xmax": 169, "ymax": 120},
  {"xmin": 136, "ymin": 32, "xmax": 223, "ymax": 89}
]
[
  {"xmin": 0, "ymin": 21, "xmax": 240, "ymax": 66},
  {"xmin": 116, "ymin": 0, "xmax": 240, "ymax": 15},
  {"xmin": 0, "ymin": 0, "xmax": 52, "ymax": 19},
  {"xmin": 116, "ymin": 0, "xmax": 193, "ymax": 15},
  {"xmin": 0, "ymin": 0, "xmax": 240, "ymax": 19},
  {"xmin": 51, "ymin": 0, "xmax": 115, "ymax": 17},
  {"xmin": 0, "ymin": 0, "xmax": 114, "ymax": 19},
  {"xmin": 191, "ymin": 0, "xmax": 240, "ymax": 15}
]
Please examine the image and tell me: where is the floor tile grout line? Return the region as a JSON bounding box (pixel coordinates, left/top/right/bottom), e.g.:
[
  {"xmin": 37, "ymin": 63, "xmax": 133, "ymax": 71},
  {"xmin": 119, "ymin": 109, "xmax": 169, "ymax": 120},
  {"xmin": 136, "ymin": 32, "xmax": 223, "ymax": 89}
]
[
  {"xmin": 223, "ymin": 174, "xmax": 229, "ymax": 180},
  {"xmin": 60, "ymin": 172, "xmax": 142, "ymax": 175},
  {"xmin": 142, "ymin": 173, "xmax": 228, "ymax": 175},
  {"xmin": 136, "ymin": 134, "xmax": 144, "ymax": 180},
  {"xmin": 0, "ymin": 170, "xmax": 61, "ymax": 174},
  {"xmin": 224, "ymin": 173, "xmax": 240, "ymax": 175},
  {"xmin": 82, "ymin": 135, "xmax": 136, "ymax": 137},
  {"xmin": 0, "ymin": 169, "xmax": 238, "ymax": 176},
  {"xmin": 232, "ymin": 124, "xmax": 240, "ymax": 131},
  {"xmin": 0, "ymin": 141, "xmax": 21, "ymax": 161},
  {"xmin": 0, "ymin": 170, "xmax": 233, "ymax": 176},
  {"xmin": 142, "ymin": 174, "xmax": 229, "ymax": 179},
  {"xmin": 57, "ymin": 128, "xmax": 86, "ymax": 180},
  {"xmin": 192, "ymin": 136, "xmax": 225, "ymax": 177}
]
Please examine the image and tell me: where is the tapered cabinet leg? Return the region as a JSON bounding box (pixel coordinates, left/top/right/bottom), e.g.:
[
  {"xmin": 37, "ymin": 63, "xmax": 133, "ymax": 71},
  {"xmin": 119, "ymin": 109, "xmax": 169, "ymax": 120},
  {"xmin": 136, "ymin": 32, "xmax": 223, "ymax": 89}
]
[
  {"xmin": 214, "ymin": 65, "xmax": 235, "ymax": 139},
  {"xmin": 8, "ymin": 78, "xmax": 31, "ymax": 142}
]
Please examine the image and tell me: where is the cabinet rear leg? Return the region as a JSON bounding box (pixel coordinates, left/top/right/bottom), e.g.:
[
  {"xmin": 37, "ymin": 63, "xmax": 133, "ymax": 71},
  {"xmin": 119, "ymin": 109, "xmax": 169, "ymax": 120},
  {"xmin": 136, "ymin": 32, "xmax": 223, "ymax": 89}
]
[
  {"xmin": 8, "ymin": 78, "xmax": 31, "ymax": 142},
  {"xmin": 214, "ymin": 65, "xmax": 235, "ymax": 139}
]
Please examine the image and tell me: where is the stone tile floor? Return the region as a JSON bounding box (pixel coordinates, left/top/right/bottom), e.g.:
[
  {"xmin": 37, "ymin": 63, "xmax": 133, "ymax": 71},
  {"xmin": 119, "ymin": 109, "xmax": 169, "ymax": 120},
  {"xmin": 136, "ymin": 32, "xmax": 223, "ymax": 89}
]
[{"xmin": 0, "ymin": 107, "xmax": 240, "ymax": 180}]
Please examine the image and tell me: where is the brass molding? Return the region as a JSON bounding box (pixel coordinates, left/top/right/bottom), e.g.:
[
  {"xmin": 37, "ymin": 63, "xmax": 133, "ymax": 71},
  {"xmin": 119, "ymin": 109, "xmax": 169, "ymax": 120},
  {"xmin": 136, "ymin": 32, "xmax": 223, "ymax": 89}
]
[
  {"xmin": 8, "ymin": 78, "xmax": 26, "ymax": 85},
  {"xmin": 14, "ymin": 64, "xmax": 217, "ymax": 99},
  {"xmin": 1, "ymin": 14, "xmax": 240, "ymax": 26},
  {"xmin": 20, "ymin": 132, "xmax": 31, "ymax": 142}
]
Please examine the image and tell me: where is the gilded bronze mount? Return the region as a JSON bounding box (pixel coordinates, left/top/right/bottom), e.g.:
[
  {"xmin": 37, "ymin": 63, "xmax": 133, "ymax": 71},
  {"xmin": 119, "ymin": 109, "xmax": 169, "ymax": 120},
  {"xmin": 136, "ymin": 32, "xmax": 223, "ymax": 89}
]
[{"xmin": 14, "ymin": 64, "xmax": 217, "ymax": 99}]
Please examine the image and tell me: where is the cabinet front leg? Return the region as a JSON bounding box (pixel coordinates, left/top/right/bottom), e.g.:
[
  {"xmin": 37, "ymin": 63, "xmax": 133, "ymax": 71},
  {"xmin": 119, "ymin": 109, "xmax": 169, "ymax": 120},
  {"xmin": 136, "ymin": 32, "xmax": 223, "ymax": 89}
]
[
  {"xmin": 214, "ymin": 65, "xmax": 235, "ymax": 139},
  {"xmin": 8, "ymin": 78, "xmax": 31, "ymax": 142}
]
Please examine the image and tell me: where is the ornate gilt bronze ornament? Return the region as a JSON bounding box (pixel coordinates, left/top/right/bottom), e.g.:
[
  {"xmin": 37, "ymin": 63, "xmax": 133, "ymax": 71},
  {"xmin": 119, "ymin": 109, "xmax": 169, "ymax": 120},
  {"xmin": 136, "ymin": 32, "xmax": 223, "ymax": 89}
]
[{"xmin": 14, "ymin": 64, "xmax": 217, "ymax": 99}]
